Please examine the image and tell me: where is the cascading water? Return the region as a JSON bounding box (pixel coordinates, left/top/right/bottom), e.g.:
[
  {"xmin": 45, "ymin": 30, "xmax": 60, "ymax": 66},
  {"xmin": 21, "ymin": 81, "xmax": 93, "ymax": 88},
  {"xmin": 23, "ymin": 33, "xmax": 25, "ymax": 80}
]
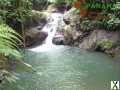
[{"xmin": 29, "ymin": 13, "xmax": 64, "ymax": 52}]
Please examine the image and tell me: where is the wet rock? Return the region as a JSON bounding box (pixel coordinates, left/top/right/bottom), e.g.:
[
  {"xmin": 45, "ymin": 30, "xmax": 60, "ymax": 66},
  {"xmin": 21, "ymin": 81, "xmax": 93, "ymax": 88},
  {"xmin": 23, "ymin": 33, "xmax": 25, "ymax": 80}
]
[
  {"xmin": 54, "ymin": 8, "xmax": 81, "ymax": 46},
  {"xmin": 52, "ymin": 34, "xmax": 65, "ymax": 45},
  {"xmin": 62, "ymin": 8, "xmax": 89, "ymax": 46},
  {"xmin": 26, "ymin": 28, "xmax": 48, "ymax": 47},
  {"xmin": 72, "ymin": 31, "xmax": 83, "ymax": 40}
]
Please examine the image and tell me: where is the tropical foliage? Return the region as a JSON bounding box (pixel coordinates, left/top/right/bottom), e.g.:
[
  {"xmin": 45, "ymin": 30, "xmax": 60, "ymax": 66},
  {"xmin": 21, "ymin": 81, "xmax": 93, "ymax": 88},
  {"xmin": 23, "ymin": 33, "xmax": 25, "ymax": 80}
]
[
  {"xmin": 74, "ymin": 1, "xmax": 120, "ymax": 31},
  {"xmin": 80, "ymin": 19, "xmax": 94, "ymax": 31},
  {"xmin": 0, "ymin": 23, "xmax": 23, "ymax": 83},
  {"xmin": 0, "ymin": 0, "xmax": 33, "ymax": 85},
  {"xmin": 0, "ymin": 24, "xmax": 22, "ymax": 58}
]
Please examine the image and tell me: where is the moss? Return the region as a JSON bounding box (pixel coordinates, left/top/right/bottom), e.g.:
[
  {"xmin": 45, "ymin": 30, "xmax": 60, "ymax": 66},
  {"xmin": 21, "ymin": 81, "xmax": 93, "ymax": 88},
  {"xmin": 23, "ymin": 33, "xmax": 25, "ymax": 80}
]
[{"xmin": 97, "ymin": 40, "xmax": 113, "ymax": 50}]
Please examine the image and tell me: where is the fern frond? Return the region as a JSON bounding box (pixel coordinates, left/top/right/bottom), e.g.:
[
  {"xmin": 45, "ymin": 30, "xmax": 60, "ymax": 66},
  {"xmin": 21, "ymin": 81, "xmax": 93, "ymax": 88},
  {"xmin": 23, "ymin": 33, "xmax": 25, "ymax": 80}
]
[
  {"xmin": 0, "ymin": 38, "xmax": 18, "ymax": 48},
  {"xmin": 0, "ymin": 24, "xmax": 23, "ymax": 60},
  {"xmin": 0, "ymin": 24, "xmax": 22, "ymax": 44}
]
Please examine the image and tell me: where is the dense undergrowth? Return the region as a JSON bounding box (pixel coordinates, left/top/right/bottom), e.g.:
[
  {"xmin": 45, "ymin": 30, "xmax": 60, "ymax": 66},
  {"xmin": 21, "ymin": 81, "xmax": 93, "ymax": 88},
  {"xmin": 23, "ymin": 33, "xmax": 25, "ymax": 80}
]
[{"xmin": 0, "ymin": 0, "xmax": 33, "ymax": 86}]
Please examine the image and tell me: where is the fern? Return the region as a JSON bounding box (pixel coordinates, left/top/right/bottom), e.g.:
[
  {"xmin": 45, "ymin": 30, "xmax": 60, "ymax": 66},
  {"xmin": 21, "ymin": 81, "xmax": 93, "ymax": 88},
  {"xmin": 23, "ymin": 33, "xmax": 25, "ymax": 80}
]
[
  {"xmin": 0, "ymin": 24, "xmax": 33, "ymax": 84},
  {"xmin": 0, "ymin": 24, "xmax": 22, "ymax": 60}
]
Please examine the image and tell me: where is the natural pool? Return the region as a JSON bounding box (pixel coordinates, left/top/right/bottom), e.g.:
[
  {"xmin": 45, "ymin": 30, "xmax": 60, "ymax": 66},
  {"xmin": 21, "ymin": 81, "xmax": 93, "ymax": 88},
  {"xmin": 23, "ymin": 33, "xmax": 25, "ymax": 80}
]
[{"xmin": 2, "ymin": 46, "xmax": 120, "ymax": 90}]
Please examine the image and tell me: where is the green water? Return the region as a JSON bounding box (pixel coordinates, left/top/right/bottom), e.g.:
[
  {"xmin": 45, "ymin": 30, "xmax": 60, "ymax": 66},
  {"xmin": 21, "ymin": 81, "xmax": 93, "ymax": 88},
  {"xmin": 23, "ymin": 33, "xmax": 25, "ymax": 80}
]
[{"xmin": 2, "ymin": 46, "xmax": 120, "ymax": 90}]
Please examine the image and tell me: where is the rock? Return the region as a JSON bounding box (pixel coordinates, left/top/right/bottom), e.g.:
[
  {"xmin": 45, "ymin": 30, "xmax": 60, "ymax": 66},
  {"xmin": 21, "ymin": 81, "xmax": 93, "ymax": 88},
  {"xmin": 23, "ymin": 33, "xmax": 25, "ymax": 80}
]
[
  {"xmin": 26, "ymin": 27, "xmax": 48, "ymax": 47},
  {"xmin": 113, "ymin": 48, "xmax": 120, "ymax": 59},
  {"xmin": 54, "ymin": 8, "xmax": 120, "ymax": 58},
  {"xmin": 47, "ymin": 4, "xmax": 58, "ymax": 13},
  {"xmin": 72, "ymin": 31, "xmax": 83, "ymax": 40},
  {"xmin": 54, "ymin": 8, "xmax": 81, "ymax": 46},
  {"xmin": 64, "ymin": 8, "xmax": 80, "ymax": 27},
  {"xmin": 63, "ymin": 18, "xmax": 70, "ymax": 25},
  {"xmin": 54, "ymin": 8, "xmax": 82, "ymax": 45},
  {"xmin": 79, "ymin": 30, "xmax": 120, "ymax": 51},
  {"xmin": 25, "ymin": 10, "xmax": 47, "ymax": 28},
  {"xmin": 52, "ymin": 34, "xmax": 65, "ymax": 45}
]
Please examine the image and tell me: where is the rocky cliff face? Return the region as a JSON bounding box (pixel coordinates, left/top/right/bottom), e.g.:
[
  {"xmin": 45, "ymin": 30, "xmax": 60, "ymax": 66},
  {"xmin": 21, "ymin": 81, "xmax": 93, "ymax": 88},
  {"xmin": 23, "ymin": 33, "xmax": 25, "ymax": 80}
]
[
  {"xmin": 53, "ymin": 8, "xmax": 120, "ymax": 59},
  {"xmin": 79, "ymin": 30, "xmax": 120, "ymax": 50},
  {"xmin": 53, "ymin": 8, "xmax": 83, "ymax": 46}
]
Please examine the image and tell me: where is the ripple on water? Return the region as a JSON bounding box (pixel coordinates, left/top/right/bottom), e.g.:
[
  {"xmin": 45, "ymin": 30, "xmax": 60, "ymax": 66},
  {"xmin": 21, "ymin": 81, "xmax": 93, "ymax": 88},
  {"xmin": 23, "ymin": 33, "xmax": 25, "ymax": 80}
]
[{"xmin": 2, "ymin": 46, "xmax": 120, "ymax": 90}]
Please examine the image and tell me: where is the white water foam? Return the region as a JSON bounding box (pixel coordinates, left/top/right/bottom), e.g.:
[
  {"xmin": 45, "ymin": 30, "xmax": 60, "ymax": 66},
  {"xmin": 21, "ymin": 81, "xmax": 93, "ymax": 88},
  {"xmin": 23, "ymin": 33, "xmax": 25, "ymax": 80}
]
[{"xmin": 29, "ymin": 13, "xmax": 64, "ymax": 52}]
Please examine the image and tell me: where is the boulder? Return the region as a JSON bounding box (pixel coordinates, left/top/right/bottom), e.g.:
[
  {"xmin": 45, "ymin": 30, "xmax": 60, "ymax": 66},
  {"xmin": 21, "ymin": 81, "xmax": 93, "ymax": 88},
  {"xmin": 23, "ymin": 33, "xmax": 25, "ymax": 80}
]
[
  {"xmin": 52, "ymin": 34, "xmax": 65, "ymax": 45},
  {"xmin": 105, "ymin": 47, "xmax": 120, "ymax": 58},
  {"xmin": 113, "ymin": 48, "xmax": 120, "ymax": 59},
  {"xmin": 79, "ymin": 30, "xmax": 120, "ymax": 51},
  {"xmin": 26, "ymin": 28, "xmax": 48, "ymax": 47}
]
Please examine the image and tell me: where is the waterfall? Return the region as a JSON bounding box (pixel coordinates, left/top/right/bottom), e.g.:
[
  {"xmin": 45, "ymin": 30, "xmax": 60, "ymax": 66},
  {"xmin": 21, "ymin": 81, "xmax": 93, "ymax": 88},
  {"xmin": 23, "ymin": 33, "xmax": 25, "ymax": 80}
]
[{"xmin": 29, "ymin": 13, "xmax": 64, "ymax": 52}]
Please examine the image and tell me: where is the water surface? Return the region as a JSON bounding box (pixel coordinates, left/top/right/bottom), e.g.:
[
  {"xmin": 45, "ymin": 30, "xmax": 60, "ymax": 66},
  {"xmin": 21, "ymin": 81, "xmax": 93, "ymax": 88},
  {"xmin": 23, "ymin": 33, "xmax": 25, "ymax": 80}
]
[{"xmin": 2, "ymin": 46, "xmax": 120, "ymax": 90}]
